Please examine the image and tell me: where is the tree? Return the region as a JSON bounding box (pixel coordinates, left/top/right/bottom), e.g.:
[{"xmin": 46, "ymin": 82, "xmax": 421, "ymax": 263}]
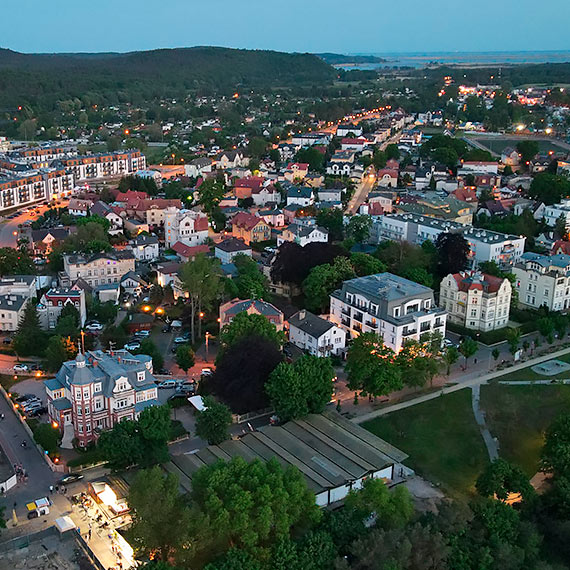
[
  {"xmin": 459, "ymin": 337, "xmax": 478, "ymax": 367},
  {"xmin": 0, "ymin": 247, "xmax": 35, "ymax": 276},
  {"xmin": 208, "ymin": 336, "xmax": 283, "ymax": 413},
  {"xmin": 400, "ymin": 266, "xmax": 434, "ymax": 288},
  {"xmin": 476, "ymin": 458, "xmax": 535, "ymax": 502},
  {"xmin": 344, "ymin": 479, "xmax": 414, "ymax": 529},
  {"xmin": 435, "ymin": 232, "xmax": 470, "ymax": 277},
  {"xmin": 385, "ymin": 144, "xmax": 400, "ymax": 160},
  {"xmin": 542, "ymin": 413, "xmax": 570, "ymax": 477},
  {"xmin": 506, "ymin": 327, "xmax": 521, "ymax": 357},
  {"xmin": 55, "ymin": 314, "xmax": 79, "ymax": 339},
  {"xmin": 180, "ymin": 254, "xmax": 223, "ymax": 343},
  {"xmin": 45, "ymin": 335, "xmax": 77, "ymax": 371},
  {"xmin": 134, "ymin": 339, "xmax": 164, "ymax": 371},
  {"xmin": 555, "ymin": 214, "xmax": 568, "ymax": 239},
  {"xmin": 99, "ymin": 419, "xmax": 144, "ymax": 468},
  {"xmin": 295, "ymin": 147, "xmax": 325, "ymax": 172},
  {"xmin": 231, "ymin": 254, "xmax": 269, "ymax": 299},
  {"xmin": 128, "ymin": 467, "xmax": 191, "ymax": 563},
  {"xmin": 492, "ymin": 347, "xmax": 500, "ymax": 362},
  {"xmin": 316, "ymin": 208, "xmax": 344, "ymax": 241},
  {"xmin": 516, "ymin": 140, "xmax": 539, "ymax": 166},
  {"xmin": 175, "ymin": 345, "xmax": 195, "ymax": 373},
  {"xmin": 205, "ymin": 549, "xmax": 262, "ymax": 570},
  {"xmin": 197, "ymin": 179, "xmax": 226, "ymax": 216},
  {"xmin": 218, "ymin": 312, "xmax": 283, "ymax": 358},
  {"xmin": 13, "ymin": 303, "xmax": 47, "ymax": 357},
  {"xmin": 346, "ymin": 215, "xmax": 372, "ymax": 243},
  {"xmin": 101, "ymin": 325, "xmax": 128, "ymax": 350},
  {"xmin": 195, "ymin": 396, "xmax": 232, "ymax": 445},
  {"xmin": 346, "ymin": 333, "xmax": 402, "ymax": 397},
  {"xmin": 537, "ymin": 316, "xmax": 555, "ymax": 343},
  {"xmin": 303, "ymin": 256, "xmax": 356, "ymax": 313},
  {"xmin": 266, "ymin": 355, "xmax": 334, "ymax": 421},
  {"xmin": 350, "ymin": 253, "xmax": 385, "ymax": 277},
  {"xmin": 529, "ymin": 173, "xmax": 570, "ymax": 205},
  {"xmin": 443, "ymin": 346, "xmax": 459, "ymax": 375},
  {"xmin": 33, "ymin": 423, "xmax": 61, "ymax": 455},
  {"xmin": 189, "ymin": 457, "xmax": 320, "ymax": 565},
  {"xmin": 137, "ymin": 405, "xmax": 173, "ymax": 466}
]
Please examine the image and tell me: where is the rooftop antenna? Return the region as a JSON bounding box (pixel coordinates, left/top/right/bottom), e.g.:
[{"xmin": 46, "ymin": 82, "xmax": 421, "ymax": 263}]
[{"xmin": 109, "ymin": 341, "xmax": 115, "ymax": 356}]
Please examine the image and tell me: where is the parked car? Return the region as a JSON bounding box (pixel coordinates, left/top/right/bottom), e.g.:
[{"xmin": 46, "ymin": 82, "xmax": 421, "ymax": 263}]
[
  {"xmin": 161, "ymin": 325, "xmax": 171, "ymax": 333},
  {"xmin": 27, "ymin": 506, "xmax": 50, "ymax": 519},
  {"xmin": 13, "ymin": 364, "xmax": 29, "ymax": 373},
  {"xmin": 2, "ymin": 337, "xmax": 11, "ymax": 345},
  {"xmin": 15, "ymin": 393, "xmax": 38, "ymax": 403},
  {"xmin": 134, "ymin": 330, "xmax": 151, "ymax": 338},
  {"xmin": 85, "ymin": 322, "xmax": 103, "ymax": 332},
  {"xmin": 16, "ymin": 397, "xmax": 39, "ymax": 409},
  {"xmin": 168, "ymin": 392, "xmax": 189, "ymax": 403},
  {"xmin": 59, "ymin": 473, "xmax": 84, "ymax": 485},
  {"xmin": 173, "ymin": 337, "xmax": 188, "ymax": 344},
  {"xmin": 158, "ymin": 368, "xmax": 172, "ymax": 376},
  {"xmin": 124, "ymin": 341, "xmax": 141, "ymax": 351},
  {"xmin": 27, "ymin": 406, "xmax": 47, "ymax": 417},
  {"xmin": 201, "ymin": 368, "xmax": 213, "ymax": 378},
  {"xmin": 157, "ymin": 380, "xmax": 177, "ymax": 389},
  {"xmin": 23, "ymin": 401, "xmax": 43, "ymax": 413},
  {"xmin": 176, "ymin": 383, "xmax": 196, "ymax": 395}
]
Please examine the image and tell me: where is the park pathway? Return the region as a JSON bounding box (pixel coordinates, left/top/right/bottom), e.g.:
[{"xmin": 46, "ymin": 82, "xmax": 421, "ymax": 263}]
[{"xmin": 471, "ymin": 384, "xmax": 498, "ymax": 461}]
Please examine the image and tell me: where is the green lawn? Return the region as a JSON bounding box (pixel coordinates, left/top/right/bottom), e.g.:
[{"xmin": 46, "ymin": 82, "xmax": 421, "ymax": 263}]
[
  {"xmin": 363, "ymin": 389, "xmax": 488, "ymax": 496},
  {"xmin": 470, "ymin": 136, "xmax": 568, "ymax": 155},
  {"xmin": 480, "ymin": 383, "xmax": 570, "ymax": 476},
  {"xmin": 492, "ymin": 352, "xmax": 570, "ymax": 383}
]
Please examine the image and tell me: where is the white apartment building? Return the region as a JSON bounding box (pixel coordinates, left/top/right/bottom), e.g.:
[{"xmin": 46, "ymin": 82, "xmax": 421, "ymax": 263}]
[
  {"xmin": 62, "ymin": 251, "xmax": 135, "ymax": 288},
  {"xmin": 128, "ymin": 234, "xmax": 160, "ymax": 261},
  {"xmin": 373, "ymin": 214, "xmax": 525, "ymax": 267},
  {"xmin": 512, "ymin": 252, "xmax": 570, "ymax": 311},
  {"xmin": 0, "ymin": 169, "xmax": 73, "ymax": 212},
  {"xmin": 0, "ymin": 295, "xmax": 28, "ymax": 331},
  {"xmin": 0, "ymin": 275, "xmax": 37, "ymax": 300},
  {"xmin": 61, "ymin": 150, "xmax": 145, "ymax": 182},
  {"xmin": 440, "ymin": 271, "xmax": 512, "ymax": 331},
  {"xmin": 330, "ymin": 273, "xmax": 446, "ymax": 352},
  {"xmin": 288, "ymin": 310, "xmax": 346, "ymax": 356},
  {"xmin": 543, "ymin": 199, "xmax": 570, "ymax": 229},
  {"xmin": 164, "ymin": 208, "xmax": 209, "ymax": 249}
]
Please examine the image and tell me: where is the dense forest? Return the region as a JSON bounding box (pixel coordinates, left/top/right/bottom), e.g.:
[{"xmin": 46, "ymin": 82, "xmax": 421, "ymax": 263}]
[{"xmin": 0, "ymin": 47, "xmax": 336, "ymax": 110}]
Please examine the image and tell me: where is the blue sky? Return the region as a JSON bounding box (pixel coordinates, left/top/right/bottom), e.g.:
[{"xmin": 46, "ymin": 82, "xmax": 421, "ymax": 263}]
[{"xmin": 2, "ymin": 0, "xmax": 570, "ymax": 54}]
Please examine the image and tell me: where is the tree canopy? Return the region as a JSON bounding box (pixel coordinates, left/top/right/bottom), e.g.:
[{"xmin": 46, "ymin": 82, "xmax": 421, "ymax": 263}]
[{"xmin": 195, "ymin": 396, "xmax": 232, "ymax": 445}]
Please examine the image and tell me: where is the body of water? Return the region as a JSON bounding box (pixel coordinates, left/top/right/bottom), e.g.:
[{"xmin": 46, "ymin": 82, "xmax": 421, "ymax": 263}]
[{"xmin": 336, "ymin": 51, "xmax": 570, "ymax": 70}]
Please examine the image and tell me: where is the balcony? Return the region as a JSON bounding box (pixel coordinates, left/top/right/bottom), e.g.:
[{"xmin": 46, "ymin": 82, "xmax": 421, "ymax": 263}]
[
  {"xmin": 353, "ymin": 323, "xmax": 362, "ymax": 333},
  {"xmin": 365, "ymin": 320, "xmax": 377, "ymax": 328},
  {"xmin": 353, "ymin": 313, "xmax": 363, "ymax": 323},
  {"xmin": 434, "ymin": 320, "xmax": 444, "ymax": 328},
  {"xmin": 341, "ymin": 308, "xmax": 351, "ymax": 317},
  {"xmin": 420, "ymin": 323, "xmax": 431, "ymax": 332},
  {"xmin": 402, "ymin": 328, "xmax": 417, "ymax": 337},
  {"xmin": 341, "ymin": 317, "xmax": 350, "ymax": 327}
]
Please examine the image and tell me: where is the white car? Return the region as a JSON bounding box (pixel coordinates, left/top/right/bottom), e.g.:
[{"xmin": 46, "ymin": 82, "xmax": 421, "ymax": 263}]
[
  {"xmin": 124, "ymin": 342, "xmax": 141, "ymax": 351},
  {"xmin": 85, "ymin": 322, "xmax": 103, "ymax": 332},
  {"xmin": 157, "ymin": 380, "xmax": 177, "ymax": 389},
  {"xmin": 13, "ymin": 364, "xmax": 29, "ymax": 373},
  {"xmin": 201, "ymin": 368, "xmax": 213, "ymax": 377},
  {"xmin": 134, "ymin": 330, "xmax": 151, "ymax": 338}
]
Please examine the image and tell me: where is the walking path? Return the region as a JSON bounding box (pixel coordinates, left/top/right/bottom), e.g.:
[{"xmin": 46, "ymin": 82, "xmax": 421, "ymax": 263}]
[
  {"xmin": 471, "ymin": 384, "xmax": 498, "ymax": 461},
  {"xmin": 353, "ymin": 344, "xmax": 570, "ymax": 424}
]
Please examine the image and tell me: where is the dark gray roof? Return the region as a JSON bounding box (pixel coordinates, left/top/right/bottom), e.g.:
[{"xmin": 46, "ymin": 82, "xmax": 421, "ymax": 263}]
[
  {"xmin": 131, "ymin": 234, "xmax": 159, "ymax": 246},
  {"xmin": 166, "ymin": 411, "xmax": 407, "ymax": 496},
  {"xmin": 0, "ymin": 295, "xmax": 27, "ymax": 311},
  {"xmin": 215, "ymin": 237, "xmax": 250, "ymax": 253},
  {"xmin": 289, "ymin": 310, "xmax": 335, "ymax": 338},
  {"xmin": 225, "ymin": 299, "xmax": 282, "ymax": 318},
  {"xmin": 64, "ymin": 250, "xmax": 135, "ymax": 265}
]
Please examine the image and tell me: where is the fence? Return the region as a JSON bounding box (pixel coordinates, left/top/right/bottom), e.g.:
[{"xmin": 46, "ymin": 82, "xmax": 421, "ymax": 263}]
[
  {"xmin": 0, "ymin": 384, "xmax": 66, "ymax": 473},
  {"xmin": 232, "ymin": 407, "xmax": 273, "ymax": 424}
]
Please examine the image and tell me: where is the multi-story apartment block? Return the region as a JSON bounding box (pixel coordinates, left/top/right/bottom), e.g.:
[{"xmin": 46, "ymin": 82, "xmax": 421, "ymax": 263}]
[
  {"xmin": 0, "ymin": 275, "xmax": 37, "ymax": 300},
  {"xmin": 0, "ymin": 169, "xmax": 73, "ymax": 212},
  {"xmin": 330, "ymin": 273, "xmax": 446, "ymax": 352},
  {"xmin": 44, "ymin": 350, "xmax": 158, "ymax": 447},
  {"xmin": 62, "ymin": 251, "xmax": 135, "ymax": 288},
  {"xmin": 512, "ymin": 252, "xmax": 570, "ymax": 311},
  {"xmin": 37, "ymin": 288, "xmax": 87, "ymax": 330},
  {"xmin": 164, "ymin": 208, "xmax": 209, "ymax": 248},
  {"xmin": 61, "ymin": 150, "xmax": 145, "ymax": 182},
  {"xmin": 543, "ymin": 199, "xmax": 570, "ymax": 230},
  {"xmin": 373, "ymin": 214, "xmax": 525, "ymax": 267},
  {"xmin": 439, "ymin": 271, "xmax": 512, "ymax": 331}
]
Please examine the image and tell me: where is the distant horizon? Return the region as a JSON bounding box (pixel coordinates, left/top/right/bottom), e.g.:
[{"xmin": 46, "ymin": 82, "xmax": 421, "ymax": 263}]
[{"xmin": 2, "ymin": 46, "xmax": 570, "ymax": 57}]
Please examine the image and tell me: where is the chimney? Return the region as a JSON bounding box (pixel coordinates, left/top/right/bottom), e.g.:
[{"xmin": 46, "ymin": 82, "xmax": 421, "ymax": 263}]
[{"xmin": 299, "ymin": 310, "xmax": 306, "ymax": 320}]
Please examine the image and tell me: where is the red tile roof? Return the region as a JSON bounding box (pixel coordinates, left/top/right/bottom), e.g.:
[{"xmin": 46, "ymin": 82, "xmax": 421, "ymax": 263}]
[
  {"xmin": 452, "ymin": 271, "xmax": 504, "ymax": 293},
  {"xmin": 171, "ymin": 242, "xmax": 210, "ymax": 258},
  {"xmin": 232, "ymin": 212, "xmax": 265, "ymax": 231}
]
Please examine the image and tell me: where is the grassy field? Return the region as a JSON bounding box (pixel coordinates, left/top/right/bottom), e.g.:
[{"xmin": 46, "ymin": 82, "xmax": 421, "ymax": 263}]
[
  {"xmin": 480, "ymin": 383, "xmax": 570, "ymax": 476},
  {"xmin": 469, "ymin": 136, "xmax": 567, "ymax": 155},
  {"xmin": 363, "ymin": 389, "xmax": 488, "ymax": 496},
  {"xmin": 492, "ymin": 352, "xmax": 570, "ymax": 383}
]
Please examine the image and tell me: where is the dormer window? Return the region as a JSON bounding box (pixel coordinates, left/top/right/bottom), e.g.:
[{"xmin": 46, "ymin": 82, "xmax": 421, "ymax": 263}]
[{"xmin": 137, "ymin": 371, "xmax": 145, "ymax": 382}]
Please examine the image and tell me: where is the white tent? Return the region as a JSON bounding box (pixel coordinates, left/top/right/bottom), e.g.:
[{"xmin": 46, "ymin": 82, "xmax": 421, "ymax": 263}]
[
  {"xmin": 55, "ymin": 516, "xmax": 76, "ymax": 534},
  {"xmin": 188, "ymin": 395, "xmax": 207, "ymax": 412}
]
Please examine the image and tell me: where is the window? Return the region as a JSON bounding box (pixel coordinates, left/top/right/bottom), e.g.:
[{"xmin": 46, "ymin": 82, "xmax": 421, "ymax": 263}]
[
  {"xmin": 75, "ymin": 388, "xmax": 82, "ymax": 401},
  {"xmin": 84, "ymin": 405, "xmax": 90, "ymax": 415},
  {"xmin": 94, "ymin": 398, "xmax": 103, "ymax": 411},
  {"xmin": 393, "ymin": 307, "xmax": 400, "ymax": 317},
  {"xmin": 86, "ymin": 423, "xmax": 91, "ymax": 433},
  {"xmin": 137, "ymin": 371, "xmax": 145, "ymax": 382},
  {"xmin": 83, "ymin": 387, "xmax": 89, "ymax": 399},
  {"xmin": 94, "ymin": 382, "xmax": 102, "ymax": 393}
]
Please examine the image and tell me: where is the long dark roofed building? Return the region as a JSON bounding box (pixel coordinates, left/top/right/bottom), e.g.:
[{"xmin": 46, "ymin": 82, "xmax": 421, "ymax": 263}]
[{"xmin": 165, "ymin": 411, "xmax": 408, "ymax": 506}]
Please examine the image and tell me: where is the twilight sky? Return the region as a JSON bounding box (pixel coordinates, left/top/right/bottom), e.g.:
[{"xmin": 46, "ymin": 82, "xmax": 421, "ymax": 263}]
[{"xmin": 2, "ymin": 0, "xmax": 569, "ymax": 54}]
